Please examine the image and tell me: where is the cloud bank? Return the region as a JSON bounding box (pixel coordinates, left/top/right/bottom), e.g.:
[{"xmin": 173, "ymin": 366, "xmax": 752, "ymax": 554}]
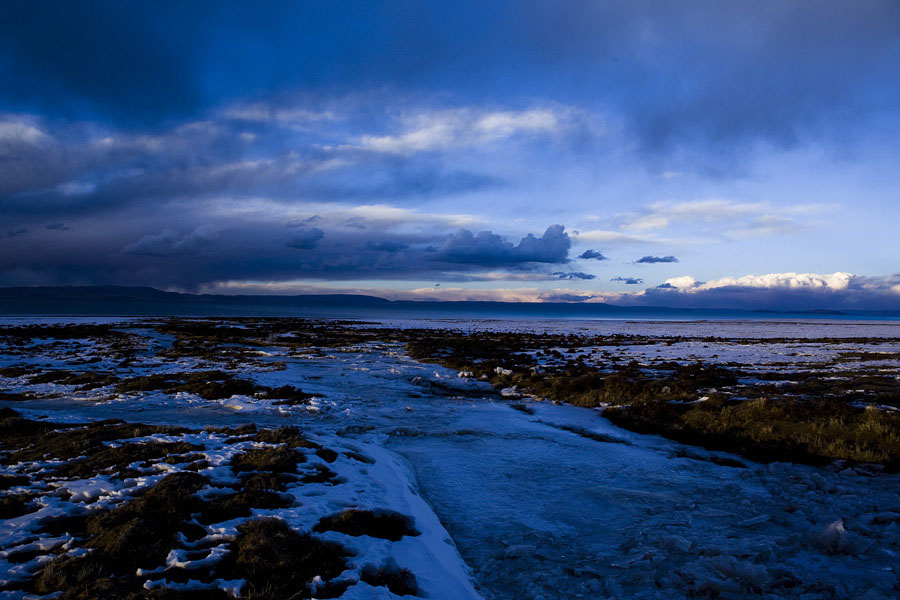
[{"xmin": 631, "ymin": 272, "xmax": 900, "ymax": 311}]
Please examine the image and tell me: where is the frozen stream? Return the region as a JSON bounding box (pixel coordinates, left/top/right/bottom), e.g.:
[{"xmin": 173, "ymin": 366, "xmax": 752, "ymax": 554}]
[{"xmin": 3, "ymin": 331, "xmax": 899, "ymax": 599}]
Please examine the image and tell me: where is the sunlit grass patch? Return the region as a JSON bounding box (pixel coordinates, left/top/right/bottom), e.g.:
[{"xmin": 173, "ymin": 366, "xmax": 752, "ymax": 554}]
[{"xmin": 606, "ymin": 397, "xmax": 900, "ymax": 469}]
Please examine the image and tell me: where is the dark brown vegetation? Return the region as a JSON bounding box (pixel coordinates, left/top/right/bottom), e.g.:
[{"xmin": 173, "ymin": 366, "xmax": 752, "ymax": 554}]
[
  {"xmin": 231, "ymin": 446, "xmax": 305, "ymax": 473},
  {"xmin": 0, "ymin": 410, "xmax": 361, "ymax": 599},
  {"xmin": 116, "ymin": 370, "xmax": 313, "ymax": 403},
  {"xmin": 361, "ymin": 560, "xmax": 419, "ymax": 596},
  {"xmin": 54, "ymin": 439, "xmax": 202, "ymax": 479},
  {"xmin": 314, "ymin": 509, "xmax": 419, "ymax": 541},
  {"xmin": 0, "ymin": 491, "xmax": 37, "ymax": 518},
  {"xmin": 32, "ymin": 472, "xmax": 210, "ymax": 599},
  {"xmin": 27, "ymin": 369, "xmax": 120, "ymax": 390},
  {"xmin": 197, "ymin": 488, "xmax": 294, "ymax": 525},
  {"xmin": 216, "ymin": 518, "xmax": 349, "ymax": 599},
  {"xmin": 0, "ymin": 408, "xmax": 189, "ymax": 469}
]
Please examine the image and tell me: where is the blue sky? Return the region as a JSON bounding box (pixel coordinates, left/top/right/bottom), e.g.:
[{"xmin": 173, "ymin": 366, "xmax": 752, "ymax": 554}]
[{"xmin": 1, "ymin": 1, "xmax": 899, "ymax": 308}]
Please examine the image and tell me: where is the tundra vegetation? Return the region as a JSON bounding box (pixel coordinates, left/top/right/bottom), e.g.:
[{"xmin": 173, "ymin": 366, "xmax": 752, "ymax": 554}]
[
  {"xmin": 0, "ymin": 409, "xmax": 419, "ymax": 599},
  {"xmin": 1, "ymin": 318, "xmax": 899, "ymax": 597},
  {"xmin": 3, "ymin": 319, "xmax": 899, "ymax": 470},
  {"xmin": 402, "ymin": 329, "xmax": 900, "ymax": 470}
]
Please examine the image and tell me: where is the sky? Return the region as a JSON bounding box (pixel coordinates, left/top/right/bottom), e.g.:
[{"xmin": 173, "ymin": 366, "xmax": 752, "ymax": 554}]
[{"xmin": 1, "ymin": 0, "xmax": 899, "ymax": 309}]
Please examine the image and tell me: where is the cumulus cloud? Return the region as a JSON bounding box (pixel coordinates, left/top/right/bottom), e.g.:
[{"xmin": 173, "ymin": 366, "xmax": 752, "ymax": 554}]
[
  {"xmin": 631, "ymin": 271, "xmax": 900, "ymax": 311},
  {"xmin": 636, "ymin": 255, "xmax": 678, "ymax": 264},
  {"xmin": 665, "ymin": 272, "xmax": 852, "ymax": 293},
  {"xmin": 611, "ymin": 276, "xmax": 643, "ymax": 285},
  {"xmin": 124, "ymin": 226, "xmax": 219, "ymax": 256},
  {"xmin": 431, "ymin": 224, "xmax": 570, "ymax": 266},
  {"xmin": 578, "ymin": 249, "xmax": 608, "ymax": 260}
]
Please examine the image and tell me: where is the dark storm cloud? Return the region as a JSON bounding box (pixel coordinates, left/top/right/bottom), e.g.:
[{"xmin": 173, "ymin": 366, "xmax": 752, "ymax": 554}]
[
  {"xmin": 431, "ymin": 225, "xmax": 570, "ymax": 267},
  {"xmin": 287, "ymin": 216, "xmax": 322, "ymax": 228},
  {"xmin": 285, "ymin": 228, "xmax": 325, "ymax": 250},
  {"xmin": 636, "ymin": 255, "xmax": 679, "ymax": 264},
  {"xmin": 2, "ymin": 1, "xmax": 896, "ymax": 155},
  {"xmin": 123, "ymin": 226, "xmax": 219, "ymax": 256},
  {"xmin": 1, "ymin": 1, "xmax": 898, "ymax": 299},
  {"xmin": 611, "ymin": 277, "xmax": 643, "ymax": 285},
  {"xmin": 0, "ymin": 112, "xmax": 503, "ymax": 227},
  {"xmin": 578, "ymin": 249, "xmax": 608, "ymax": 261},
  {"xmin": 364, "ymin": 240, "xmax": 409, "ymax": 253},
  {"xmin": 0, "ymin": 219, "xmax": 574, "ymax": 289},
  {"xmin": 0, "ymin": 1, "xmax": 199, "ymax": 123},
  {"xmin": 554, "ymin": 272, "xmax": 596, "ymax": 280}
]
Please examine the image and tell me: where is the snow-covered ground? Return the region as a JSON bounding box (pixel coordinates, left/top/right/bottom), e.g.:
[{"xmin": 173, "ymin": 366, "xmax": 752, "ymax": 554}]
[{"xmin": 1, "ymin": 318, "xmax": 899, "ymax": 599}]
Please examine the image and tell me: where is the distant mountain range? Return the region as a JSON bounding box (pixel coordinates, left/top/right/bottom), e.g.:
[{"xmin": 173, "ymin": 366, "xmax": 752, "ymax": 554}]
[{"xmin": 0, "ymin": 286, "xmax": 898, "ymax": 320}]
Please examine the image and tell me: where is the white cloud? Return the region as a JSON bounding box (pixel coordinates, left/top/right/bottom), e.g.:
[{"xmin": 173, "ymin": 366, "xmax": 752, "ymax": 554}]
[
  {"xmin": 0, "ymin": 119, "xmax": 48, "ymax": 145},
  {"xmin": 356, "ymin": 107, "xmax": 570, "ymax": 155},
  {"xmin": 617, "ymin": 198, "xmax": 832, "ymax": 238},
  {"xmin": 623, "ymin": 214, "xmax": 670, "ymax": 231},
  {"xmin": 198, "ymin": 198, "xmax": 482, "ymax": 235},
  {"xmin": 573, "ymin": 229, "xmax": 658, "ymax": 244},
  {"xmin": 663, "ymin": 271, "xmax": 853, "ymax": 293},
  {"xmin": 661, "ymin": 275, "xmax": 698, "ymax": 289}
]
